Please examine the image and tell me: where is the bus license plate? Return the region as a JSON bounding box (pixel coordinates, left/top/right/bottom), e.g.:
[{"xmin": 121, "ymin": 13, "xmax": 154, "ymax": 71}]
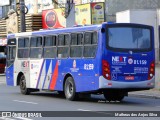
[{"xmin": 125, "ymin": 76, "xmax": 134, "ymax": 80}]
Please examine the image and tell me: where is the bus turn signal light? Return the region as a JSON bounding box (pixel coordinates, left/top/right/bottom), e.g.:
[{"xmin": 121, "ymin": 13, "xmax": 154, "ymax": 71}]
[
  {"xmin": 102, "ymin": 60, "xmax": 111, "ymax": 80},
  {"xmin": 148, "ymin": 61, "xmax": 155, "ymax": 80}
]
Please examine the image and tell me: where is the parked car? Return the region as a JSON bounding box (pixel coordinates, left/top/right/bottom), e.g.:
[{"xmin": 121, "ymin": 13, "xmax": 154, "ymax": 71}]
[{"xmin": 0, "ymin": 52, "xmax": 6, "ymax": 74}]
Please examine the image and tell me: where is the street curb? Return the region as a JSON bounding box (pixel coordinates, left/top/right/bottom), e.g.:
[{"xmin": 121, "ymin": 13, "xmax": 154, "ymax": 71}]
[
  {"xmin": 129, "ymin": 93, "xmax": 160, "ymax": 99},
  {"xmin": 0, "ymin": 74, "xmax": 5, "ymax": 76}
]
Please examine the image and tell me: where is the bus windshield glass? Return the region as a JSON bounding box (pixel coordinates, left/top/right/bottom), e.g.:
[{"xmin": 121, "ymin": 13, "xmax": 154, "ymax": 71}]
[{"xmin": 107, "ymin": 26, "xmax": 152, "ymax": 51}]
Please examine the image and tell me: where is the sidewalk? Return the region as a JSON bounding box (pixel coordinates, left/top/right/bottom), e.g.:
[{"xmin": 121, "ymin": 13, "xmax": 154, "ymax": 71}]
[
  {"xmin": 155, "ymin": 64, "xmax": 160, "ymax": 89},
  {"xmin": 129, "ymin": 89, "xmax": 160, "ymax": 99},
  {"xmin": 129, "ymin": 64, "xmax": 160, "ymax": 99}
]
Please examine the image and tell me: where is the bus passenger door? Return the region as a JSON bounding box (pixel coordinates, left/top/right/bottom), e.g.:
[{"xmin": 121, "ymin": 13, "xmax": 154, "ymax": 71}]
[{"xmin": 6, "ymin": 46, "xmax": 16, "ymax": 86}]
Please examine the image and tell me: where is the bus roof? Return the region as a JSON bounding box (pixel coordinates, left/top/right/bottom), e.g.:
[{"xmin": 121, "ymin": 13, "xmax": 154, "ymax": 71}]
[
  {"xmin": 7, "ymin": 22, "xmax": 153, "ymax": 39},
  {"xmin": 7, "ymin": 24, "xmax": 102, "ymax": 39}
]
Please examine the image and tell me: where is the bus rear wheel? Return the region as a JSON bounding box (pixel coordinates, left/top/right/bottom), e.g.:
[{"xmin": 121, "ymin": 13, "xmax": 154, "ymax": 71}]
[
  {"xmin": 20, "ymin": 75, "xmax": 30, "ymax": 95},
  {"xmin": 64, "ymin": 77, "xmax": 79, "ymax": 101},
  {"xmin": 103, "ymin": 91, "xmax": 125, "ymax": 102}
]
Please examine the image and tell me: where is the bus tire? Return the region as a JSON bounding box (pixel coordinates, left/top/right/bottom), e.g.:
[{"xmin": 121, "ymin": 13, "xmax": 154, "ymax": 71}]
[
  {"xmin": 115, "ymin": 96, "xmax": 124, "ymax": 101},
  {"xmin": 103, "ymin": 91, "xmax": 125, "ymax": 102},
  {"xmin": 19, "ymin": 75, "xmax": 30, "ymax": 95},
  {"xmin": 103, "ymin": 92, "xmax": 113, "ymax": 101},
  {"xmin": 64, "ymin": 77, "xmax": 79, "ymax": 101}
]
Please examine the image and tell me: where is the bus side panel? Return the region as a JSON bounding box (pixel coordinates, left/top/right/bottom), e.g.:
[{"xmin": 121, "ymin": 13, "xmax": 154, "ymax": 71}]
[
  {"xmin": 55, "ymin": 59, "xmax": 101, "ymax": 93},
  {"xmin": 6, "ymin": 65, "xmax": 14, "ymax": 86},
  {"xmin": 42, "ymin": 59, "xmax": 53, "ymax": 90},
  {"xmin": 41, "ymin": 59, "xmax": 62, "ymax": 91},
  {"xmin": 29, "ymin": 59, "xmax": 44, "ymax": 89},
  {"xmin": 48, "ymin": 60, "xmax": 59, "ymax": 90},
  {"xmin": 14, "ymin": 60, "xmax": 30, "ymax": 88},
  {"xmin": 74, "ymin": 31, "xmax": 102, "ymax": 92},
  {"xmin": 54, "ymin": 59, "xmax": 69, "ymax": 91},
  {"xmin": 42, "ymin": 57, "xmax": 101, "ymax": 92},
  {"xmin": 44, "ymin": 59, "xmax": 98, "ymax": 92},
  {"xmin": 75, "ymin": 59, "xmax": 99, "ymax": 92},
  {"xmin": 75, "ymin": 76, "xmax": 98, "ymax": 92},
  {"xmin": 52, "ymin": 59, "xmax": 72, "ymax": 91}
]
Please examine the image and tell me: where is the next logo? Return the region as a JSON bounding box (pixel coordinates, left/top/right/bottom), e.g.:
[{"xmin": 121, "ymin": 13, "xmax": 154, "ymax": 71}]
[{"xmin": 112, "ymin": 56, "xmax": 127, "ymax": 62}]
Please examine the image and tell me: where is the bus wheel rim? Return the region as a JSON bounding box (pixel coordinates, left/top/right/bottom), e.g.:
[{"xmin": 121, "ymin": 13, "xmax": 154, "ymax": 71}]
[
  {"xmin": 20, "ymin": 78, "xmax": 26, "ymax": 90},
  {"xmin": 66, "ymin": 82, "xmax": 73, "ymax": 97}
]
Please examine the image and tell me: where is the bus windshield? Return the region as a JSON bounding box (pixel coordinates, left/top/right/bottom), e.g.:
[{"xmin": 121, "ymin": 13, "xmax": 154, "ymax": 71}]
[{"xmin": 107, "ymin": 26, "xmax": 152, "ymax": 51}]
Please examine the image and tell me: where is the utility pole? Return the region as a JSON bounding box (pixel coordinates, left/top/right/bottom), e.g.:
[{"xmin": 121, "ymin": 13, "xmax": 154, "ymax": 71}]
[
  {"xmin": 66, "ymin": 0, "xmax": 75, "ymax": 27},
  {"xmin": 20, "ymin": 0, "xmax": 26, "ymax": 32},
  {"xmin": 52, "ymin": 0, "xmax": 75, "ymax": 27}
]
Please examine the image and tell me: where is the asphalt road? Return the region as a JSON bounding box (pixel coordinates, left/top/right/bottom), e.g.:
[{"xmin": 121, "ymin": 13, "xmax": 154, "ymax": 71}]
[{"xmin": 0, "ymin": 75, "xmax": 160, "ymax": 120}]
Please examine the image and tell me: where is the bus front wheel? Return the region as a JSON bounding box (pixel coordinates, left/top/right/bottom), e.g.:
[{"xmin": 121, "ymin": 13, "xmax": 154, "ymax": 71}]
[
  {"xmin": 64, "ymin": 77, "xmax": 79, "ymax": 101},
  {"xmin": 20, "ymin": 75, "xmax": 30, "ymax": 95}
]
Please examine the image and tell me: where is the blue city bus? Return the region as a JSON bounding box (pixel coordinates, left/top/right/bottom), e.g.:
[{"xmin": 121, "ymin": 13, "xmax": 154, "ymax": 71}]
[{"xmin": 6, "ymin": 23, "xmax": 155, "ymax": 101}]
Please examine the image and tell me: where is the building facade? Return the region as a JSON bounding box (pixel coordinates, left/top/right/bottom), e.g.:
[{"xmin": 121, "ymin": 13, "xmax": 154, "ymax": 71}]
[
  {"xmin": 1, "ymin": 0, "xmax": 160, "ymax": 20},
  {"xmin": 105, "ymin": 0, "xmax": 160, "ymax": 21}
]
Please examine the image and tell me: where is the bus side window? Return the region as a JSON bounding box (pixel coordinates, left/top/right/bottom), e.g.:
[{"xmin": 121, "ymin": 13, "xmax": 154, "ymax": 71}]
[
  {"xmin": 52, "ymin": 36, "xmax": 57, "ymax": 46},
  {"xmin": 84, "ymin": 32, "xmax": 91, "ymax": 44},
  {"xmin": 77, "ymin": 33, "xmax": 83, "ymax": 45},
  {"xmin": 71, "ymin": 33, "xmax": 77, "ymax": 45},
  {"xmin": 18, "ymin": 38, "xmax": 25, "ymax": 47},
  {"xmin": 64, "ymin": 34, "xmax": 70, "ymax": 46},
  {"xmin": 30, "ymin": 37, "xmax": 37, "ymax": 47},
  {"xmin": 43, "ymin": 36, "xmax": 57, "ymax": 58},
  {"xmin": 30, "ymin": 37, "xmax": 42, "ymax": 58},
  {"xmin": 92, "ymin": 32, "xmax": 98, "ymax": 44},
  {"xmin": 44, "ymin": 36, "xmax": 51, "ymax": 46},
  {"xmin": 84, "ymin": 32, "xmax": 97, "ymax": 58},
  {"xmin": 84, "ymin": 46, "xmax": 97, "ymax": 58},
  {"xmin": 70, "ymin": 33, "xmax": 83, "ymax": 58},
  {"xmin": 70, "ymin": 46, "xmax": 83, "ymax": 58},
  {"xmin": 57, "ymin": 34, "xmax": 69, "ymax": 58},
  {"xmin": 58, "ymin": 34, "xmax": 64, "ymax": 46},
  {"xmin": 18, "ymin": 37, "xmax": 29, "ymax": 58},
  {"xmin": 37, "ymin": 37, "xmax": 43, "ymax": 47}
]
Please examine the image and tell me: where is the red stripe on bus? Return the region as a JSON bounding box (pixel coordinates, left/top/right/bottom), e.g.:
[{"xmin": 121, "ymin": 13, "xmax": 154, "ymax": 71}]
[{"xmin": 50, "ymin": 62, "xmax": 58, "ymax": 90}]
